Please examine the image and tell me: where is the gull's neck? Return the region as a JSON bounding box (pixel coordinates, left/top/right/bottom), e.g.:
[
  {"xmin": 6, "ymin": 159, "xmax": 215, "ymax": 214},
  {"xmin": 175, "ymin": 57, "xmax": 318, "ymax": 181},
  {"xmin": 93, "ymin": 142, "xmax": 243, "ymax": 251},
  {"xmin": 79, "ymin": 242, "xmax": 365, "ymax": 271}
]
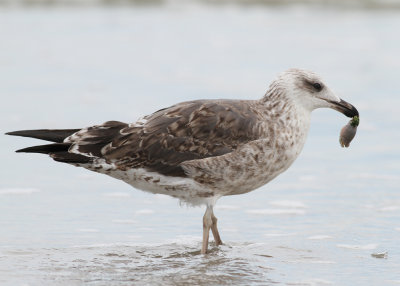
[
  {"xmin": 259, "ymin": 86, "xmax": 312, "ymax": 159},
  {"xmin": 260, "ymin": 85, "xmax": 311, "ymax": 123}
]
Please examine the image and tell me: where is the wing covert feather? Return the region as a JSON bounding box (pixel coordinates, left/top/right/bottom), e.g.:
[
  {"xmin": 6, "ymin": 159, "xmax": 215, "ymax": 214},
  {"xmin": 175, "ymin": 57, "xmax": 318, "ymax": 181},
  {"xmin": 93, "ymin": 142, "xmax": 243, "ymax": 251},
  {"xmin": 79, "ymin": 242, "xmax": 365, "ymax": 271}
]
[{"xmin": 71, "ymin": 100, "xmax": 263, "ymax": 177}]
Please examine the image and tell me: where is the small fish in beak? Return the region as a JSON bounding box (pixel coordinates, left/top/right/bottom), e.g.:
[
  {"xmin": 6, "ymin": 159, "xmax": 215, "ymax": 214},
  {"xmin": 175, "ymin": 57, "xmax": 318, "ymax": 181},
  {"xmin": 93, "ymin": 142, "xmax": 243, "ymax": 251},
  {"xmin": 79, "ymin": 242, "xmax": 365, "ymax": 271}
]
[{"xmin": 339, "ymin": 116, "xmax": 359, "ymax": 147}]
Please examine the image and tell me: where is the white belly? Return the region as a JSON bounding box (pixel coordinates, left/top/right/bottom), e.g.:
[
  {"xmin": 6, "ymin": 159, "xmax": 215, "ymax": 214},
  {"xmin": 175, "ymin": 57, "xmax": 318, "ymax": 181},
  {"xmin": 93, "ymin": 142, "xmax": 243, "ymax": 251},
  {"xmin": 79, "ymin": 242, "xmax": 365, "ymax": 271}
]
[{"xmin": 80, "ymin": 160, "xmax": 221, "ymax": 206}]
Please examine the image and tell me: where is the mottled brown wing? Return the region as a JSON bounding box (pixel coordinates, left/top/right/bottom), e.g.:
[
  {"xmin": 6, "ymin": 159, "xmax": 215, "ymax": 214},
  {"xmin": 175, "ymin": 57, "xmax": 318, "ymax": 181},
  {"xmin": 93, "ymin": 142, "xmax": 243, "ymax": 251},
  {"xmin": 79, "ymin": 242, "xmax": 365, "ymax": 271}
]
[
  {"xmin": 101, "ymin": 100, "xmax": 261, "ymax": 177},
  {"xmin": 66, "ymin": 120, "xmax": 129, "ymax": 157}
]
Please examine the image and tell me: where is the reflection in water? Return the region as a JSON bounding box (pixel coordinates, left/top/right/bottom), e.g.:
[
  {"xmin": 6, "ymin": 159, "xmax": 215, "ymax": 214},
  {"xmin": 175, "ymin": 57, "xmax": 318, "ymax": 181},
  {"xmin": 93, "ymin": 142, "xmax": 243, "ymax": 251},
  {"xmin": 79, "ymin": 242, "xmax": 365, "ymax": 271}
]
[{"xmin": 1, "ymin": 241, "xmax": 298, "ymax": 285}]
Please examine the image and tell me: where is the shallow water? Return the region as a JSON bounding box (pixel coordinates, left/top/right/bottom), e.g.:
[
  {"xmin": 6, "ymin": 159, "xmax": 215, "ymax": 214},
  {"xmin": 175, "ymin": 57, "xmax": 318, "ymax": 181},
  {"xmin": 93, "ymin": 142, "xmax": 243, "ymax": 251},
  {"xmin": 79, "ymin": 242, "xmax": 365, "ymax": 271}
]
[{"xmin": 1, "ymin": 2, "xmax": 400, "ymax": 285}]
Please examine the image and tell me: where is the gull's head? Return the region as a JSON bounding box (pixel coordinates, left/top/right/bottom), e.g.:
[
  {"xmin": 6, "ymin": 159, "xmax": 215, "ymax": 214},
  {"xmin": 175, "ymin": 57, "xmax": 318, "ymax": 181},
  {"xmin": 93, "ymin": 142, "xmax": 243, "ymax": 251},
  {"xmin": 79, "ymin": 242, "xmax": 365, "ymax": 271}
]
[{"xmin": 268, "ymin": 68, "xmax": 359, "ymax": 118}]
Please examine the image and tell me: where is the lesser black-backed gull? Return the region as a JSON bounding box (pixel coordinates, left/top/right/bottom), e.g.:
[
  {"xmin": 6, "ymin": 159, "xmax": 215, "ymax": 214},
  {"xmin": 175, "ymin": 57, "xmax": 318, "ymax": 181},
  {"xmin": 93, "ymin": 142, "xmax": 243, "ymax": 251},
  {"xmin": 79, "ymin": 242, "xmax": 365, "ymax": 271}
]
[{"xmin": 7, "ymin": 69, "xmax": 359, "ymax": 254}]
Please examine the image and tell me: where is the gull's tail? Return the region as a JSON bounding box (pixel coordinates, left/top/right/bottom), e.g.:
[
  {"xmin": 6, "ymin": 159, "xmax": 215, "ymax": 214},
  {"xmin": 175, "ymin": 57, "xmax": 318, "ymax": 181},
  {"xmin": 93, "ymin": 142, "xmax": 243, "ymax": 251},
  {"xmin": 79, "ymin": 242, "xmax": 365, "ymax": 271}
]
[{"xmin": 6, "ymin": 128, "xmax": 91, "ymax": 164}]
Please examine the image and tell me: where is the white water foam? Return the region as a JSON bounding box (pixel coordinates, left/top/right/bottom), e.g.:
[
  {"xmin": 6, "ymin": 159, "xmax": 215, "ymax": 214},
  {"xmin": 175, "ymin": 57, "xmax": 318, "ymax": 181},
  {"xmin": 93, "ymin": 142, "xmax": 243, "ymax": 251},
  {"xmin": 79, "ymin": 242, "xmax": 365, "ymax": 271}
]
[
  {"xmin": 269, "ymin": 200, "xmax": 307, "ymax": 208},
  {"xmin": 307, "ymin": 235, "xmax": 333, "ymax": 240},
  {"xmin": 0, "ymin": 188, "xmax": 40, "ymax": 195},
  {"xmin": 135, "ymin": 209, "xmax": 155, "ymax": 215},
  {"xmin": 247, "ymin": 208, "xmax": 306, "ymax": 215},
  {"xmin": 337, "ymin": 244, "xmax": 378, "ymax": 250}
]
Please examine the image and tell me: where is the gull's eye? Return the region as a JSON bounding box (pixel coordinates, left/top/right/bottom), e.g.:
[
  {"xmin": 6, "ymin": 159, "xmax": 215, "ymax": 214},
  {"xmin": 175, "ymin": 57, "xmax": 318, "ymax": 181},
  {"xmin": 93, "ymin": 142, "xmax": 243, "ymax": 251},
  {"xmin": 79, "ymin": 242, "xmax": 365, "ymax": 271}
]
[{"xmin": 313, "ymin": 82, "xmax": 322, "ymax": 92}]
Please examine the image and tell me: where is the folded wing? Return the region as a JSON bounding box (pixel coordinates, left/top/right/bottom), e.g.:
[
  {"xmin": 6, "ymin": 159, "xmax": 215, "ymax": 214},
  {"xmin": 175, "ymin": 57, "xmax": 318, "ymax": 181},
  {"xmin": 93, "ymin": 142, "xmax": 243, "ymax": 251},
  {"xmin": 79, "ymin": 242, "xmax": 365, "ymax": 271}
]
[
  {"xmin": 69, "ymin": 100, "xmax": 262, "ymax": 177},
  {"xmin": 9, "ymin": 100, "xmax": 263, "ymax": 178}
]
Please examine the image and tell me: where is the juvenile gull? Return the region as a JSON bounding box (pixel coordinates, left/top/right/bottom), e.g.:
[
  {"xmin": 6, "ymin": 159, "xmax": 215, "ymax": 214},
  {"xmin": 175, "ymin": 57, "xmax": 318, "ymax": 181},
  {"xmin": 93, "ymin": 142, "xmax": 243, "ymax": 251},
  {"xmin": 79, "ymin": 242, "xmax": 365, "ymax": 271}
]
[{"xmin": 7, "ymin": 69, "xmax": 359, "ymax": 254}]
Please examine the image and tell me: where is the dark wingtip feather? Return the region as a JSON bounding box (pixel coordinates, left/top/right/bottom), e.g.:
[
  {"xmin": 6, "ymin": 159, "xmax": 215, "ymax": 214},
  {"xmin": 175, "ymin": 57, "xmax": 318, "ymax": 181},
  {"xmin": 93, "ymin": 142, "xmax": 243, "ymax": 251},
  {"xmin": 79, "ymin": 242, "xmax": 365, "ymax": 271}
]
[
  {"xmin": 15, "ymin": 146, "xmax": 45, "ymax": 153},
  {"xmin": 5, "ymin": 129, "xmax": 80, "ymax": 143},
  {"xmin": 50, "ymin": 152, "xmax": 92, "ymax": 164},
  {"xmin": 6, "ymin": 131, "xmax": 21, "ymax": 136},
  {"xmin": 15, "ymin": 143, "xmax": 71, "ymax": 154}
]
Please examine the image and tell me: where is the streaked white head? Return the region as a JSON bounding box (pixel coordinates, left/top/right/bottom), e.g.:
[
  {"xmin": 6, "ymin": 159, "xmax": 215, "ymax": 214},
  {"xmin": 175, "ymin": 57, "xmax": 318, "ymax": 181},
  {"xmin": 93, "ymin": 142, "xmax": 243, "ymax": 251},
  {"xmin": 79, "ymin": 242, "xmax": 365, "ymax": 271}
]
[{"xmin": 266, "ymin": 68, "xmax": 359, "ymax": 118}]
